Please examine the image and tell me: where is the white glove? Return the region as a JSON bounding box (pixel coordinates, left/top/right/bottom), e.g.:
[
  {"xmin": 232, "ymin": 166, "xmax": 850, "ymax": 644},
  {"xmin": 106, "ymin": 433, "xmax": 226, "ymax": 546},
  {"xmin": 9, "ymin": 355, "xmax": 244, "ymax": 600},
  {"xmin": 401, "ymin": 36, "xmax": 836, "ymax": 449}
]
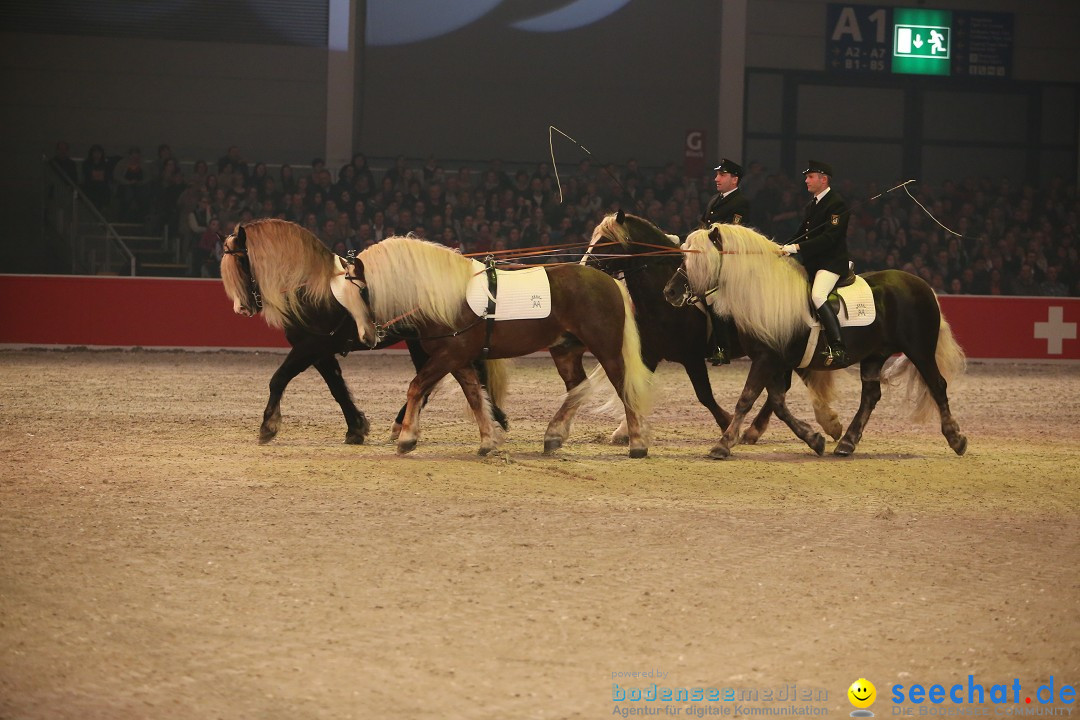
[{"xmin": 780, "ymin": 244, "xmax": 799, "ymax": 256}]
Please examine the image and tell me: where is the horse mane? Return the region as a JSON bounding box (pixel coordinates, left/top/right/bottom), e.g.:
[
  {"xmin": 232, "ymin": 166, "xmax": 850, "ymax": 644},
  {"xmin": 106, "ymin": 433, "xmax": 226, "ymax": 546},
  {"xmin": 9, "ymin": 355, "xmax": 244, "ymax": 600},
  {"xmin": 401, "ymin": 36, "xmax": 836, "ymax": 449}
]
[
  {"xmin": 684, "ymin": 224, "xmax": 810, "ymax": 351},
  {"xmin": 358, "ymin": 236, "xmax": 477, "ymax": 328},
  {"xmin": 592, "ymin": 213, "xmax": 679, "ymax": 253},
  {"xmin": 225, "ymin": 218, "xmax": 337, "ymax": 329}
]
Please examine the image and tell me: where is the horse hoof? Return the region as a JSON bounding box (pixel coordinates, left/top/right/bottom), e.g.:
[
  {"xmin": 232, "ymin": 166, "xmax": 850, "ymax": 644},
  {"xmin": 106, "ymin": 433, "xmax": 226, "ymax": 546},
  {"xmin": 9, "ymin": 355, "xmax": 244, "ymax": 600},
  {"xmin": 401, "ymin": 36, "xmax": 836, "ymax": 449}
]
[
  {"xmin": 708, "ymin": 444, "xmax": 731, "ymax": 460},
  {"xmin": 543, "ymin": 438, "xmax": 563, "ymax": 454},
  {"xmin": 396, "ymin": 439, "xmax": 417, "ymax": 455},
  {"xmin": 952, "ymin": 434, "xmax": 968, "ymax": 456},
  {"xmin": 834, "ymin": 439, "xmax": 855, "ymax": 456},
  {"xmin": 629, "ymin": 447, "xmax": 648, "ymax": 459},
  {"xmin": 344, "ymin": 431, "xmax": 365, "ymax": 445},
  {"xmin": 740, "ymin": 429, "xmax": 761, "ymax": 445},
  {"xmin": 478, "ymin": 445, "xmax": 494, "ymax": 457},
  {"xmin": 810, "ymin": 434, "xmax": 826, "ymax": 456},
  {"xmin": 258, "ymin": 430, "xmax": 276, "ymax": 445}
]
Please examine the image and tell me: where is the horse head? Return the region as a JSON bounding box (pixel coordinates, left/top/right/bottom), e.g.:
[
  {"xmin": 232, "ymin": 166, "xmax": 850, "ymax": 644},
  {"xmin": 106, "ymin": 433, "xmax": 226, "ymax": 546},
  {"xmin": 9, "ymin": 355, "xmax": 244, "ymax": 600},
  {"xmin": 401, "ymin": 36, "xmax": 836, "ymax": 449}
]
[
  {"xmin": 663, "ymin": 225, "xmax": 723, "ymax": 307},
  {"xmin": 335, "ymin": 254, "xmax": 380, "ymax": 348},
  {"xmin": 221, "ymin": 225, "xmax": 262, "ymax": 317},
  {"xmin": 586, "ymin": 210, "xmax": 679, "ymax": 278}
]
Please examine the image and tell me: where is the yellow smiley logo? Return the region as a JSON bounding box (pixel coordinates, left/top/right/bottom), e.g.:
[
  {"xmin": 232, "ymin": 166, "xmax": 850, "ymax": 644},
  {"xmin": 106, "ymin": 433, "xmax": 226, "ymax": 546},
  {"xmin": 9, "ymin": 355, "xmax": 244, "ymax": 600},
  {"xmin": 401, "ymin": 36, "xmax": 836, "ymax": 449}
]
[{"xmin": 848, "ymin": 678, "xmax": 877, "ymax": 709}]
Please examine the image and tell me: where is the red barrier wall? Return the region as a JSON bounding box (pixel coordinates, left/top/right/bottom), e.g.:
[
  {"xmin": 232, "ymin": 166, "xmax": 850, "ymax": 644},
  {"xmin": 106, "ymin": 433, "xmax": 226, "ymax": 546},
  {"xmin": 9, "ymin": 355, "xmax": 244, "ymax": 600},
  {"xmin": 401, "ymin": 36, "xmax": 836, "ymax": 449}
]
[
  {"xmin": 1, "ymin": 275, "xmax": 1078, "ymax": 360},
  {"xmin": 0, "ymin": 275, "xmax": 287, "ymax": 349}
]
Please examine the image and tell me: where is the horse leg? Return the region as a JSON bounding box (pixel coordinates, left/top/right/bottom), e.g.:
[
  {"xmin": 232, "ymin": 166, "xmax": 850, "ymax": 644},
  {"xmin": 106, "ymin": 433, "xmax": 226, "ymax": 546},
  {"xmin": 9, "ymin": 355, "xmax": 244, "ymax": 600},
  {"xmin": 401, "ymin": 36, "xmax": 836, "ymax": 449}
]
[
  {"xmin": 259, "ymin": 348, "xmax": 313, "ymax": 444},
  {"xmin": 743, "ymin": 369, "xmax": 792, "ymax": 444},
  {"xmin": 590, "ymin": 349, "xmax": 649, "ymax": 459},
  {"xmin": 396, "ymin": 363, "xmax": 449, "ymax": 455},
  {"xmin": 834, "ymin": 357, "xmax": 886, "ymax": 456},
  {"xmin": 312, "ymin": 355, "xmax": 370, "ymax": 444},
  {"xmin": 544, "ymin": 342, "xmax": 589, "ymax": 453},
  {"xmin": 683, "ymin": 358, "xmax": 732, "ymax": 431},
  {"xmin": 610, "ymin": 356, "xmax": 661, "ymax": 445},
  {"xmin": 907, "ymin": 353, "xmax": 968, "ymax": 456},
  {"xmin": 391, "ymin": 340, "xmax": 432, "ymax": 441},
  {"xmin": 450, "ymin": 366, "xmax": 498, "ymax": 456},
  {"xmin": 710, "ymin": 360, "xmax": 773, "ymax": 459},
  {"xmin": 764, "ymin": 374, "xmax": 826, "ymax": 456}
]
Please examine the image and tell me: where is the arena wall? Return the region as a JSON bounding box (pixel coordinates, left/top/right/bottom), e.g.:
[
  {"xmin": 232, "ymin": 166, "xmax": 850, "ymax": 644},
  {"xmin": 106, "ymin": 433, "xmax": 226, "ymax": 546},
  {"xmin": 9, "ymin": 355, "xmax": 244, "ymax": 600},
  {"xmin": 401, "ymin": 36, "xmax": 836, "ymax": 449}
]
[{"xmin": 1, "ymin": 275, "xmax": 1076, "ymax": 361}]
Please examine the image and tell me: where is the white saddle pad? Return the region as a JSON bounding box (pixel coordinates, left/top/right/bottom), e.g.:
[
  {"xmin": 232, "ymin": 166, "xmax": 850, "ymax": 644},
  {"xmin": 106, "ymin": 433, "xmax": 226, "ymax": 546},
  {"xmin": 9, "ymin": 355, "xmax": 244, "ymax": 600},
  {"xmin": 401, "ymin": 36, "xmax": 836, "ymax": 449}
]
[
  {"xmin": 465, "ymin": 260, "xmax": 552, "ymax": 320},
  {"xmin": 834, "ymin": 275, "xmax": 876, "ymax": 327}
]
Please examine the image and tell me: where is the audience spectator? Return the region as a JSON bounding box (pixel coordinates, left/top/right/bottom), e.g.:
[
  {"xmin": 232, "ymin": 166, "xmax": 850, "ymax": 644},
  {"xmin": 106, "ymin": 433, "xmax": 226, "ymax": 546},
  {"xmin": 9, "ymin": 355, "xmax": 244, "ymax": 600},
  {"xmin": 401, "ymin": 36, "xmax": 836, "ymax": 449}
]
[
  {"xmin": 51, "ymin": 141, "xmax": 79, "ymax": 184},
  {"xmin": 1040, "ymin": 266, "xmax": 1068, "ymax": 296},
  {"xmin": 193, "ymin": 217, "xmax": 221, "ymax": 277},
  {"xmin": 81, "ymin": 144, "xmax": 112, "ymax": 212},
  {"xmin": 52, "ymin": 142, "xmax": 1080, "ymax": 295},
  {"xmin": 115, "ymin": 146, "xmax": 150, "ymax": 222}
]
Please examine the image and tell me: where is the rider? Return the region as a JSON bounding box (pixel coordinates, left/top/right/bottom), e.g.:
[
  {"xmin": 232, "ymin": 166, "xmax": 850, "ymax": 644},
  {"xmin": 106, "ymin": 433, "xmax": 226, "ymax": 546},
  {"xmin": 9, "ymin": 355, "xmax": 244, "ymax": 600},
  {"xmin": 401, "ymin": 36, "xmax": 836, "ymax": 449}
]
[
  {"xmin": 700, "ymin": 158, "xmax": 750, "ymax": 365},
  {"xmin": 780, "ymin": 160, "xmax": 850, "ymax": 366}
]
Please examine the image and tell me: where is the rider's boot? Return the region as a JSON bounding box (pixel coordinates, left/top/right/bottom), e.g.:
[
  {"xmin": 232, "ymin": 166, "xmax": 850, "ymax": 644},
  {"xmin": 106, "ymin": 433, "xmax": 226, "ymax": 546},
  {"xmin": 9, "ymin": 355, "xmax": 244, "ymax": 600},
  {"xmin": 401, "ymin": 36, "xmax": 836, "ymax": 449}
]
[
  {"xmin": 816, "ymin": 302, "xmax": 848, "ymax": 367},
  {"xmin": 706, "ymin": 309, "xmax": 731, "ymax": 365}
]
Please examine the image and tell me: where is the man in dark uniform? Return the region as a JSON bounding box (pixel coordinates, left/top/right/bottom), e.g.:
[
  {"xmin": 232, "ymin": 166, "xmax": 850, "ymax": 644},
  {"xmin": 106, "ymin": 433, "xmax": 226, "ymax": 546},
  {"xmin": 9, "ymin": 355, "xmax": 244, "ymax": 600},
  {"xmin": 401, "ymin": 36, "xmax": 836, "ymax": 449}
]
[
  {"xmin": 702, "ymin": 158, "xmax": 750, "ymax": 226},
  {"xmin": 780, "ymin": 160, "xmax": 851, "ymax": 366},
  {"xmin": 700, "ymin": 158, "xmax": 749, "ymax": 364}
]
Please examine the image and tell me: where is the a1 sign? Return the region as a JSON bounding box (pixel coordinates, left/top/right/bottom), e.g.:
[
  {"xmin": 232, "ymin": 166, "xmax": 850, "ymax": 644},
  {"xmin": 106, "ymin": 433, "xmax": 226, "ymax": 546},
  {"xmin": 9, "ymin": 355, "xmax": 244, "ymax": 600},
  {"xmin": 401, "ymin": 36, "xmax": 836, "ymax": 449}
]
[{"xmin": 826, "ymin": 4, "xmax": 891, "ymax": 75}]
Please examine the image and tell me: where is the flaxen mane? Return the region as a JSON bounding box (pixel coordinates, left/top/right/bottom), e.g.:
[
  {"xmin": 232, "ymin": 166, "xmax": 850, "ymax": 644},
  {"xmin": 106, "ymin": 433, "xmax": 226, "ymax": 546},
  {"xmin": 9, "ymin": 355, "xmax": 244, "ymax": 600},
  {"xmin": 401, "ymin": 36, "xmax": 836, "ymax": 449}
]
[
  {"xmin": 683, "ymin": 224, "xmax": 810, "ymax": 352},
  {"xmin": 591, "ymin": 213, "xmax": 679, "ymax": 253},
  {"xmin": 358, "ymin": 236, "xmax": 479, "ymax": 328},
  {"xmin": 221, "ymin": 218, "xmax": 337, "ymax": 329}
]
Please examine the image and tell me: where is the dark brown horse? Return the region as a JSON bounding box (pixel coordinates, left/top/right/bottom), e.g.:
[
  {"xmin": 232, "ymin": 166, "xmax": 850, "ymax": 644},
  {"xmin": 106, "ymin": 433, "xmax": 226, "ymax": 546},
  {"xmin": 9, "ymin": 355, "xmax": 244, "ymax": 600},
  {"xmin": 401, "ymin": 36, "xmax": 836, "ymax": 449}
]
[
  {"xmin": 220, "ymin": 218, "xmax": 508, "ymax": 445},
  {"xmin": 663, "ymin": 223, "xmax": 967, "ymax": 458},
  {"xmin": 345, "ymin": 235, "xmax": 654, "ymax": 457},
  {"xmin": 585, "ymin": 211, "xmax": 841, "ymax": 444}
]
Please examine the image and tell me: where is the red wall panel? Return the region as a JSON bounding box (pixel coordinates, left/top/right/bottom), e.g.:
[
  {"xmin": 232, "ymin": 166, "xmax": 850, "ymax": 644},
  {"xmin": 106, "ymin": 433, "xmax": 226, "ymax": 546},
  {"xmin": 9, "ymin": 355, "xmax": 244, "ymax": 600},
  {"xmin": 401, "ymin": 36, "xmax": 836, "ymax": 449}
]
[{"xmin": 1, "ymin": 275, "xmax": 1077, "ymax": 360}]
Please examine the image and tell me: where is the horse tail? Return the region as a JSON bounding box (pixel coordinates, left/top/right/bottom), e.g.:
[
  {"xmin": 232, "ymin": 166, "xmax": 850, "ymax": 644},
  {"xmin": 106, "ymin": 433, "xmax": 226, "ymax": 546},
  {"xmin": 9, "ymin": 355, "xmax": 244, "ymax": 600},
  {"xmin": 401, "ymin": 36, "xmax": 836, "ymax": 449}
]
[
  {"xmin": 615, "ymin": 281, "xmax": 655, "ymax": 417},
  {"xmin": 883, "ymin": 309, "xmax": 967, "ymax": 423},
  {"xmin": 482, "ymin": 358, "xmax": 511, "ymax": 412},
  {"xmin": 797, "ymin": 369, "xmax": 843, "ymax": 441},
  {"xmin": 800, "ymin": 369, "xmax": 837, "ymax": 407}
]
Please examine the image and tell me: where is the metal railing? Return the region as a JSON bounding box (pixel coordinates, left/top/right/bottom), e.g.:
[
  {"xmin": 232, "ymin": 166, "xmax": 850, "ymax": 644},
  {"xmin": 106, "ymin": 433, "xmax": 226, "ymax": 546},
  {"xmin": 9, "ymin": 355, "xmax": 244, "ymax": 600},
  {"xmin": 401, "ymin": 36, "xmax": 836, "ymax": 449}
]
[{"xmin": 42, "ymin": 156, "xmax": 136, "ymax": 276}]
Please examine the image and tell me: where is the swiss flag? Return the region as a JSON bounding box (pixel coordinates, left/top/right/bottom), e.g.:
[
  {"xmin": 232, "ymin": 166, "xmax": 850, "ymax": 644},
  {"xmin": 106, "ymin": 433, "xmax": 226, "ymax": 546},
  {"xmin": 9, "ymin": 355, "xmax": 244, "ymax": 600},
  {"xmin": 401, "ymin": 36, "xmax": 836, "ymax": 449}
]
[{"xmin": 939, "ymin": 296, "xmax": 1080, "ymax": 360}]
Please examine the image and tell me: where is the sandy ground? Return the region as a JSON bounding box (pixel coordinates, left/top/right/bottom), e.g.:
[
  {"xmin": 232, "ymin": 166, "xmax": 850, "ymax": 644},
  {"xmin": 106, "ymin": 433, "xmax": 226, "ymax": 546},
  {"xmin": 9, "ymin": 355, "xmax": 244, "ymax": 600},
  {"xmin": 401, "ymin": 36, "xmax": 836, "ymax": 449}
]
[{"xmin": 0, "ymin": 349, "xmax": 1078, "ymax": 720}]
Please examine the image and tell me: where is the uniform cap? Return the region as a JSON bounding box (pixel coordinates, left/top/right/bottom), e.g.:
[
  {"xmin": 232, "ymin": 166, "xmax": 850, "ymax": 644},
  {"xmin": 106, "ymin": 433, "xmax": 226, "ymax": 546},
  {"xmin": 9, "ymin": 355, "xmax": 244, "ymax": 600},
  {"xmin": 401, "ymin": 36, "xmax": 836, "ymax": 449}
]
[
  {"xmin": 713, "ymin": 158, "xmax": 744, "ymax": 178},
  {"xmin": 803, "ymin": 160, "xmax": 834, "ymax": 176}
]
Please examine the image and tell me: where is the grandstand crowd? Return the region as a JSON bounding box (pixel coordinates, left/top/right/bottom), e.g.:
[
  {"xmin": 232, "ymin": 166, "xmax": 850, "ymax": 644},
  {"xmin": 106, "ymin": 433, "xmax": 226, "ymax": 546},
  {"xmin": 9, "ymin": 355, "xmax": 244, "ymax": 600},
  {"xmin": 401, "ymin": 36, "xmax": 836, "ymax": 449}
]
[{"xmin": 49, "ymin": 140, "xmax": 1079, "ymax": 297}]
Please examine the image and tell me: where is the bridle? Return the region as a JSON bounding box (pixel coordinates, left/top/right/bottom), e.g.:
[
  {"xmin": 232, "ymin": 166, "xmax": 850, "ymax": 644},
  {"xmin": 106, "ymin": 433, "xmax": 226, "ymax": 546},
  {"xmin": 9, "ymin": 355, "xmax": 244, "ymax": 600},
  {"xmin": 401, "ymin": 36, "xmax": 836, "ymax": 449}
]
[
  {"xmin": 221, "ymin": 235, "xmax": 263, "ymax": 311},
  {"xmin": 669, "ymin": 227, "xmax": 725, "ymax": 307}
]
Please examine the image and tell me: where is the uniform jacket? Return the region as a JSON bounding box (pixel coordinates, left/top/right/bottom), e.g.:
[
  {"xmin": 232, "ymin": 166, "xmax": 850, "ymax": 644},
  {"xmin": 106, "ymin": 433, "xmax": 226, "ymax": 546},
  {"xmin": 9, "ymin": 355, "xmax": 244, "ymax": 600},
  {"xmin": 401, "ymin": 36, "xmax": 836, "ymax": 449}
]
[
  {"xmin": 702, "ymin": 188, "xmax": 750, "ymax": 227},
  {"xmin": 791, "ymin": 189, "xmax": 850, "ymax": 276}
]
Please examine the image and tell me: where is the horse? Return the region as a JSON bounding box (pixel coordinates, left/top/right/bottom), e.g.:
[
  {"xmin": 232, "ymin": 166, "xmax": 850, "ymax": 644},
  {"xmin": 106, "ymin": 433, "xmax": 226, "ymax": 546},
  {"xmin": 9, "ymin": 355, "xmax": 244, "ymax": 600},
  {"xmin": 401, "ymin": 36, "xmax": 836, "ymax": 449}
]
[
  {"xmin": 662, "ymin": 223, "xmax": 967, "ymax": 459},
  {"xmin": 586, "ymin": 211, "xmax": 842, "ymax": 444},
  {"xmin": 220, "ymin": 218, "xmax": 508, "ymax": 445},
  {"xmin": 344, "ymin": 235, "xmax": 654, "ymax": 457}
]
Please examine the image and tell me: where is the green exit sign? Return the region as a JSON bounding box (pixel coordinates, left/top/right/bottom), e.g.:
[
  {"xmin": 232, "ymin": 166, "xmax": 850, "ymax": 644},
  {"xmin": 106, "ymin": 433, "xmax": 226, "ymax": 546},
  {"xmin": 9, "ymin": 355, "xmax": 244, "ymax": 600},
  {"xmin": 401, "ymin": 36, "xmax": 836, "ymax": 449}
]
[{"xmin": 893, "ymin": 8, "xmax": 952, "ymax": 76}]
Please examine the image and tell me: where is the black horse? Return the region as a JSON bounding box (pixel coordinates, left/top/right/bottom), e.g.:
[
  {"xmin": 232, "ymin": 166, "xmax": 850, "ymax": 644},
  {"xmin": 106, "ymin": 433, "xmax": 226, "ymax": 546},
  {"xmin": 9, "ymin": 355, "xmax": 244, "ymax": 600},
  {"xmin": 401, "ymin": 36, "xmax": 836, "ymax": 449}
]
[
  {"xmin": 220, "ymin": 219, "xmax": 507, "ymax": 445},
  {"xmin": 663, "ymin": 223, "xmax": 967, "ymax": 459},
  {"xmin": 585, "ymin": 211, "xmax": 841, "ymax": 444}
]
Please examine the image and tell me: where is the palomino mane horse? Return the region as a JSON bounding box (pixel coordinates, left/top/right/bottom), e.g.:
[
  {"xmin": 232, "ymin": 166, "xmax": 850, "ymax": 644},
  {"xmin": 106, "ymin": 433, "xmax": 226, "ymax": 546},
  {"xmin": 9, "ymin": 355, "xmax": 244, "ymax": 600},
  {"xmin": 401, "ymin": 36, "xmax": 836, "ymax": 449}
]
[
  {"xmin": 587, "ymin": 211, "xmax": 842, "ymax": 444},
  {"xmin": 220, "ymin": 218, "xmax": 508, "ymax": 444},
  {"xmin": 346, "ymin": 235, "xmax": 654, "ymax": 457},
  {"xmin": 664, "ymin": 222, "xmax": 967, "ymax": 459}
]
